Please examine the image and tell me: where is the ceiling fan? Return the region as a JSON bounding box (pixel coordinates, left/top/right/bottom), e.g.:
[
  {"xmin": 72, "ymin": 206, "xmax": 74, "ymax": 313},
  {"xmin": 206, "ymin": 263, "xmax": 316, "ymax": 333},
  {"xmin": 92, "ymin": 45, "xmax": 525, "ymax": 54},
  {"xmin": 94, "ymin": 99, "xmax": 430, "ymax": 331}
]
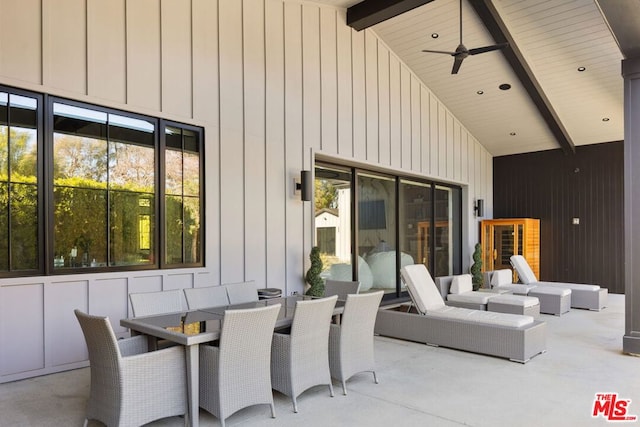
[{"xmin": 422, "ymin": 0, "xmax": 508, "ymax": 74}]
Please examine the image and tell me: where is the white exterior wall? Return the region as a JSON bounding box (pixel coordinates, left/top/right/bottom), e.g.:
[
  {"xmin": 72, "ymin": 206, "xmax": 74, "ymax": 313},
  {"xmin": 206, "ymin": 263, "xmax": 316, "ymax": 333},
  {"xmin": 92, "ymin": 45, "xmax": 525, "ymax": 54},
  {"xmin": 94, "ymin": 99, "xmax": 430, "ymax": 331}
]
[{"xmin": 0, "ymin": 0, "xmax": 492, "ymax": 383}]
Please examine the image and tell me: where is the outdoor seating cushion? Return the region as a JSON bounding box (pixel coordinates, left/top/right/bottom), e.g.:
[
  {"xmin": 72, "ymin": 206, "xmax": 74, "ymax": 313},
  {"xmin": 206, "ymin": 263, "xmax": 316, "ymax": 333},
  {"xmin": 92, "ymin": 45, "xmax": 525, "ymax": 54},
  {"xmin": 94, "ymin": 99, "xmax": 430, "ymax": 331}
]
[
  {"xmin": 450, "ymin": 274, "xmax": 473, "ymax": 294},
  {"xmin": 534, "ymin": 281, "xmax": 600, "ymax": 292},
  {"xmin": 446, "ymin": 292, "xmax": 493, "ymax": 305},
  {"xmin": 427, "ymin": 306, "xmax": 534, "ymax": 328},
  {"xmin": 401, "ymin": 264, "xmax": 446, "ymax": 313},
  {"xmin": 490, "ymin": 269, "xmax": 513, "ymax": 287},
  {"xmin": 489, "ymin": 294, "xmax": 539, "ymax": 308},
  {"xmin": 495, "ymin": 283, "xmax": 539, "ymax": 295},
  {"xmin": 529, "ymin": 286, "xmax": 571, "ymax": 297}
]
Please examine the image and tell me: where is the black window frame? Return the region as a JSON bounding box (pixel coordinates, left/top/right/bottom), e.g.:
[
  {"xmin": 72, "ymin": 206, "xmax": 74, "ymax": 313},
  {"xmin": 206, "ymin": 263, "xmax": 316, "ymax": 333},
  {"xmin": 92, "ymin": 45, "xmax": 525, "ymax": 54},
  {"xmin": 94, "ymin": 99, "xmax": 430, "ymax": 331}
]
[
  {"xmin": 0, "ymin": 84, "xmax": 204, "ymax": 278},
  {"xmin": 315, "ymin": 161, "xmax": 462, "ymax": 301}
]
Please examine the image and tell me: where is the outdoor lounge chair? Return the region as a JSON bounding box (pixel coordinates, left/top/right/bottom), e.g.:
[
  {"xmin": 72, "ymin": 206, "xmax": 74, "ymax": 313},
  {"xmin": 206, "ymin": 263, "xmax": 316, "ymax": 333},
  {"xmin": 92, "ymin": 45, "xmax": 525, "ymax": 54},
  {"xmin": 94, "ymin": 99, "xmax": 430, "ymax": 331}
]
[
  {"xmin": 374, "ymin": 264, "xmax": 547, "ymax": 363},
  {"xmin": 510, "ymin": 255, "xmax": 607, "ymax": 311},
  {"xmin": 435, "ymin": 274, "xmax": 540, "ymax": 318}
]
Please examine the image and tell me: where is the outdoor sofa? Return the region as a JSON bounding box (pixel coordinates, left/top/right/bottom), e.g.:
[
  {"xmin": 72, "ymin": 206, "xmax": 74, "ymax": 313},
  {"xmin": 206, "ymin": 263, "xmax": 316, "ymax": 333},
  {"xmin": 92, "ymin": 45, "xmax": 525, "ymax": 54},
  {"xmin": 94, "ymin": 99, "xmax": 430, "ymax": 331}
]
[{"xmin": 374, "ymin": 264, "xmax": 547, "ymax": 363}]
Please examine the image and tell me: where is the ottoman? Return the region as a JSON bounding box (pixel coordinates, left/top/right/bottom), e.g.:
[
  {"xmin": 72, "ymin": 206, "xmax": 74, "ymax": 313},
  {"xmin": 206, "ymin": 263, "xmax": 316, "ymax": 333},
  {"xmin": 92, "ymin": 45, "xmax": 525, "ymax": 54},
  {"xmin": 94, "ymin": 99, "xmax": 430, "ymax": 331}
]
[
  {"xmin": 528, "ymin": 286, "xmax": 571, "ymax": 316},
  {"xmin": 487, "ymin": 294, "xmax": 541, "ymax": 319}
]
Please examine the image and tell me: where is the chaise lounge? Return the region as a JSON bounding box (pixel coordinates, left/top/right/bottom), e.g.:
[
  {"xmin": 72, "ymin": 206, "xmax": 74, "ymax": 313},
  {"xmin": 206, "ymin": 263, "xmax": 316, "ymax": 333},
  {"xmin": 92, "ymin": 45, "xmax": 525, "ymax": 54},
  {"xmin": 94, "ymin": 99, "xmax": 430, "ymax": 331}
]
[
  {"xmin": 510, "ymin": 255, "xmax": 607, "ymax": 311},
  {"xmin": 374, "ymin": 264, "xmax": 547, "ymax": 363}
]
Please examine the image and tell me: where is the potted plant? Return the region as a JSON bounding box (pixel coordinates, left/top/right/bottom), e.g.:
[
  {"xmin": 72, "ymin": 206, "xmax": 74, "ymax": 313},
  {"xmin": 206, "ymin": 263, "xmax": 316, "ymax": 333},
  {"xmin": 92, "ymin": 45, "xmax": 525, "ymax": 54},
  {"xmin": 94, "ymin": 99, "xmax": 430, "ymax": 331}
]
[
  {"xmin": 305, "ymin": 246, "xmax": 325, "ymax": 297},
  {"xmin": 470, "ymin": 242, "xmax": 483, "ymax": 290}
]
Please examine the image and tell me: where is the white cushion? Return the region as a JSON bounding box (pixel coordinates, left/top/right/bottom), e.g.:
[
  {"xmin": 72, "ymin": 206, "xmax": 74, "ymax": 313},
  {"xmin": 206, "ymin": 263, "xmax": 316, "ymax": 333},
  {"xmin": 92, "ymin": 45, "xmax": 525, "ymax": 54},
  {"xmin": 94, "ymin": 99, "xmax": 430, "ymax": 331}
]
[
  {"xmin": 489, "ymin": 294, "xmax": 539, "ymax": 308},
  {"xmin": 491, "ymin": 269, "xmax": 513, "ymax": 287},
  {"xmin": 510, "ymin": 255, "xmax": 538, "ymax": 284},
  {"xmin": 401, "ymin": 264, "xmax": 446, "ymax": 313},
  {"xmin": 529, "ymin": 286, "xmax": 572, "ymax": 297},
  {"xmin": 534, "ymin": 281, "xmax": 600, "ymax": 292},
  {"xmin": 496, "ymin": 283, "xmax": 538, "ymax": 295},
  {"xmin": 447, "ymin": 292, "xmax": 492, "ymax": 305},
  {"xmin": 427, "ymin": 306, "xmax": 534, "ymax": 328},
  {"xmin": 450, "ymin": 274, "xmax": 473, "ymax": 294}
]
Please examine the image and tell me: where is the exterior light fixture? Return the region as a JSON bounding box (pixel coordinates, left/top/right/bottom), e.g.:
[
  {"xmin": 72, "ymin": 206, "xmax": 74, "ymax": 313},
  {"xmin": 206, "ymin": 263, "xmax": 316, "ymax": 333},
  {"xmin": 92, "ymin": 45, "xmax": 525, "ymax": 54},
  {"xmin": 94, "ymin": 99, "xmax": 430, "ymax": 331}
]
[
  {"xmin": 477, "ymin": 90, "xmax": 484, "ymax": 95},
  {"xmin": 577, "ymin": 66, "xmax": 586, "ymax": 72},
  {"xmin": 602, "ymin": 117, "xmax": 610, "ymax": 122},
  {"xmin": 474, "ymin": 199, "xmax": 484, "ymax": 217},
  {"xmin": 499, "ymin": 83, "xmax": 511, "ymax": 91},
  {"xmin": 431, "ymin": 33, "xmax": 439, "ymax": 38},
  {"xmin": 295, "ymin": 170, "xmax": 312, "ymax": 202}
]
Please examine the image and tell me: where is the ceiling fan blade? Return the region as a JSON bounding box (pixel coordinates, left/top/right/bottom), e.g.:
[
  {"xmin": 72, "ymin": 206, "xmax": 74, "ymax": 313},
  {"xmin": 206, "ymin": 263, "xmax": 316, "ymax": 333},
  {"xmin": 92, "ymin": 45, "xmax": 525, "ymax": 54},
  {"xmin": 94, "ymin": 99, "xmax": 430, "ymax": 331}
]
[
  {"xmin": 422, "ymin": 49, "xmax": 457, "ymax": 56},
  {"xmin": 451, "ymin": 57, "xmax": 464, "ymax": 74},
  {"xmin": 468, "ymin": 42, "xmax": 509, "ymax": 55}
]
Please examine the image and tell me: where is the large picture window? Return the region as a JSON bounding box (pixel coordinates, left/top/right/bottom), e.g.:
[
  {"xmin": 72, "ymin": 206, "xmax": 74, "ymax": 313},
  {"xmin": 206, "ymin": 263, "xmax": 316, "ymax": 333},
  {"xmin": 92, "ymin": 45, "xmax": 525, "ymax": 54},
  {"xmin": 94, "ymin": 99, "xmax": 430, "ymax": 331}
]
[{"xmin": 0, "ymin": 86, "xmax": 204, "ymax": 277}]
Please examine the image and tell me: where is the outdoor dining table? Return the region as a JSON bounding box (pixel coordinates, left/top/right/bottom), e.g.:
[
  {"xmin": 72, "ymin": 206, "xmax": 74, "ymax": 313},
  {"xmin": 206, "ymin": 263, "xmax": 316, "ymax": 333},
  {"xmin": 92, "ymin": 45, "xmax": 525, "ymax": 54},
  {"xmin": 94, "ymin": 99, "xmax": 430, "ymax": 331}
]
[{"xmin": 120, "ymin": 294, "xmax": 344, "ymax": 427}]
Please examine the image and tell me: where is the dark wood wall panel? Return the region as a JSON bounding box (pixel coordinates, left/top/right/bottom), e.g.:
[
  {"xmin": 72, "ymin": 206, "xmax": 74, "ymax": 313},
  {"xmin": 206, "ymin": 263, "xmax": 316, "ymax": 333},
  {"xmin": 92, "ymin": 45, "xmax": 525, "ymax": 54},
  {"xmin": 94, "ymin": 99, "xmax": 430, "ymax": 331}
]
[{"xmin": 493, "ymin": 142, "xmax": 624, "ymax": 294}]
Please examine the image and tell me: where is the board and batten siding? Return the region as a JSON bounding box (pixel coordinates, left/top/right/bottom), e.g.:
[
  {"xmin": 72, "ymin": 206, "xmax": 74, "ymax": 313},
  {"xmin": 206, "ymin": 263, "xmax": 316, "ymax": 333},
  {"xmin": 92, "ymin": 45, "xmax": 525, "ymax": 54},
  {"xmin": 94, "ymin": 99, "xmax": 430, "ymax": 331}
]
[{"xmin": 0, "ymin": 0, "xmax": 492, "ymax": 383}]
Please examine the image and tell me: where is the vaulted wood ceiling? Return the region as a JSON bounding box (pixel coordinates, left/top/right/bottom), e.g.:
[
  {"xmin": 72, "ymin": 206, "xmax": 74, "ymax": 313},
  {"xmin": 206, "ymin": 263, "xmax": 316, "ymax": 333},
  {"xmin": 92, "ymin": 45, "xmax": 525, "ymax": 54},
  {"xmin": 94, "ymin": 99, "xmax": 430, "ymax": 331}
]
[{"xmin": 314, "ymin": 0, "xmax": 638, "ymax": 156}]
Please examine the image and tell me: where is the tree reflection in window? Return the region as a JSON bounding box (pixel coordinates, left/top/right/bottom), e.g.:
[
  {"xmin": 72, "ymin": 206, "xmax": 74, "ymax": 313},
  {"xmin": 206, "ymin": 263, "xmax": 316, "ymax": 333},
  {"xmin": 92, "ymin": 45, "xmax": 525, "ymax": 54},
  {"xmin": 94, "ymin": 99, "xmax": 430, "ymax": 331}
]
[{"xmin": 53, "ymin": 102, "xmax": 155, "ymax": 268}]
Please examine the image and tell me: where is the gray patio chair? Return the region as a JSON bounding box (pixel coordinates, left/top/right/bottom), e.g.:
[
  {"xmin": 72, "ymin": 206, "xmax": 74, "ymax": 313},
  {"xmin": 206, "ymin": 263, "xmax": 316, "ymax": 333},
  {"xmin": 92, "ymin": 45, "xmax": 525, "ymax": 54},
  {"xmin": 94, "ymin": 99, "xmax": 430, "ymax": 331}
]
[
  {"xmin": 329, "ymin": 291, "xmax": 384, "ymax": 395},
  {"xmin": 270, "ymin": 295, "xmax": 338, "ymax": 413},
  {"xmin": 184, "ymin": 285, "xmax": 230, "ymax": 309},
  {"xmin": 225, "ymin": 280, "xmax": 259, "ymax": 304},
  {"xmin": 128, "ymin": 289, "xmax": 186, "ymax": 317},
  {"xmin": 199, "ymin": 304, "xmax": 281, "ymax": 427},
  {"xmin": 74, "ymin": 309, "xmax": 187, "ymax": 427},
  {"xmin": 324, "ymin": 279, "xmax": 361, "ymax": 301}
]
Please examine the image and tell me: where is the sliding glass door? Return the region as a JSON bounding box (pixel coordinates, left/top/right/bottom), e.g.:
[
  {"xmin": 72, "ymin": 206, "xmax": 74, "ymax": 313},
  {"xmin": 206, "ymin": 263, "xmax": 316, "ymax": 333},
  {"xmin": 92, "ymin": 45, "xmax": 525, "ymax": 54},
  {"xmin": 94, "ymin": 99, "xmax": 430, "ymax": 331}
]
[{"xmin": 315, "ymin": 162, "xmax": 461, "ymax": 299}]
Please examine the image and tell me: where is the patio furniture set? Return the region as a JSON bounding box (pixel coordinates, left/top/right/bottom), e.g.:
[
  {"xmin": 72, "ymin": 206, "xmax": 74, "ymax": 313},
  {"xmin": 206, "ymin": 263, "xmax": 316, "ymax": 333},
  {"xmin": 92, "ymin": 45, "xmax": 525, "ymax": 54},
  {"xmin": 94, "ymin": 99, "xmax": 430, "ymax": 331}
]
[
  {"xmin": 374, "ymin": 256, "xmax": 608, "ymax": 364},
  {"xmin": 75, "ymin": 281, "xmax": 383, "ymax": 427}
]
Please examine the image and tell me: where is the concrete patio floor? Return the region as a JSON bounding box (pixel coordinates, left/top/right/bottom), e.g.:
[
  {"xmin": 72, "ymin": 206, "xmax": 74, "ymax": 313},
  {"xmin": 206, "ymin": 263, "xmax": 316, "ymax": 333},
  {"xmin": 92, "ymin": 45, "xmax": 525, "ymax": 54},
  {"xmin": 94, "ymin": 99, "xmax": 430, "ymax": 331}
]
[{"xmin": 0, "ymin": 293, "xmax": 637, "ymax": 426}]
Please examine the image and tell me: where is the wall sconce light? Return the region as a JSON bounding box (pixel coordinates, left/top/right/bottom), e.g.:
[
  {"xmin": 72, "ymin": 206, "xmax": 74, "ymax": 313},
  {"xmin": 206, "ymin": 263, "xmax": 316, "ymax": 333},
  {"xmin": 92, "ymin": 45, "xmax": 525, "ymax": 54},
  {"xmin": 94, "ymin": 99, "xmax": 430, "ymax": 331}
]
[
  {"xmin": 295, "ymin": 170, "xmax": 312, "ymax": 202},
  {"xmin": 474, "ymin": 199, "xmax": 484, "ymax": 217}
]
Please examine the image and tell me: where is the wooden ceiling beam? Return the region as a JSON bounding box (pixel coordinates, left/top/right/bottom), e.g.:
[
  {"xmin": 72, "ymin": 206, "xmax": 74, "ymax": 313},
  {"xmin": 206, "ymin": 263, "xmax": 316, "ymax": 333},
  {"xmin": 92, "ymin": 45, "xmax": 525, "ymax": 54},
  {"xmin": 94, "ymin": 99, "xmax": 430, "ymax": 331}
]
[
  {"xmin": 469, "ymin": 0, "xmax": 576, "ymax": 155},
  {"xmin": 347, "ymin": 0, "xmax": 435, "ymax": 31}
]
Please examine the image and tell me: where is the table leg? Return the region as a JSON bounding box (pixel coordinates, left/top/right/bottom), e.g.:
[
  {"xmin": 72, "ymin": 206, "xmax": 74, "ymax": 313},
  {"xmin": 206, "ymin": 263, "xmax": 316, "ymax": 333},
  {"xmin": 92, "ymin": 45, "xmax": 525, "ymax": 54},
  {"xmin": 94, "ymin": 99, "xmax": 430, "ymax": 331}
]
[{"xmin": 186, "ymin": 344, "xmax": 199, "ymax": 427}]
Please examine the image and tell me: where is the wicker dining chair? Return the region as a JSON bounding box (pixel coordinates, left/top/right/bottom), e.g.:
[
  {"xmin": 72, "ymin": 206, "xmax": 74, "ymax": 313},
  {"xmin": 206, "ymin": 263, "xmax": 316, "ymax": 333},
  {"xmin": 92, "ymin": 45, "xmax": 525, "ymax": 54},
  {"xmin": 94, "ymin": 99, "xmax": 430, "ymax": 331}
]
[
  {"xmin": 184, "ymin": 285, "xmax": 230, "ymax": 309},
  {"xmin": 329, "ymin": 290, "xmax": 384, "ymax": 395},
  {"xmin": 324, "ymin": 279, "xmax": 361, "ymax": 301},
  {"xmin": 128, "ymin": 289, "xmax": 185, "ymax": 317},
  {"xmin": 225, "ymin": 280, "xmax": 259, "ymax": 304},
  {"xmin": 74, "ymin": 309, "xmax": 188, "ymax": 427},
  {"xmin": 270, "ymin": 295, "xmax": 338, "ymax": 413},
  {"xmin": 199, "ymin": 304, "xmax": 281, "ymax": 427}
]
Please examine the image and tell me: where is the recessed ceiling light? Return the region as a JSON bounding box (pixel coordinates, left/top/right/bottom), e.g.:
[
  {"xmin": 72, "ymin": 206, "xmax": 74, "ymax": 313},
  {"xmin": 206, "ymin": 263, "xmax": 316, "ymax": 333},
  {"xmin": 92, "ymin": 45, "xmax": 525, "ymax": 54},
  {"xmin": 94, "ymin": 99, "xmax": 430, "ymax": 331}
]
[
  {"xmin": 431, "ymin": 33, "xmax": 439, "ymax": 39},
  {"xmin": 477, "ymin": 90, "xmax": 484, "ymax": 95},
  {"xmin": 602, "ymin": 117, "xmax": 610, "ymax": 122},
  {"xmin": 499, "ymin": 83, "xmax": 511, "ymax": 91},
  {"xmin": 577, "ymin": 66, "xmax": 586, "ymax": 72},
  {"xmin": 510, "ymin": 132, "xmax": 516, "ymax": 136}
]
